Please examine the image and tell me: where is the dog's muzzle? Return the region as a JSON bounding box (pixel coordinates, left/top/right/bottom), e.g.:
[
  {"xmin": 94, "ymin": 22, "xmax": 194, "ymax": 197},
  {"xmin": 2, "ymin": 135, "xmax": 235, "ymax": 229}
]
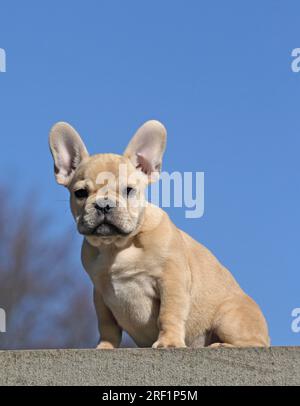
[{"xmin": 77, "ymin": 200, "xmax": 132, "ymax": 237}]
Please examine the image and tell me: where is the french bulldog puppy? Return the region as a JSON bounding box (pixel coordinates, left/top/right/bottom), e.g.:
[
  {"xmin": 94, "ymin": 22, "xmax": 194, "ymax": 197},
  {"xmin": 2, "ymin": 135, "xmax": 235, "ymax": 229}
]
[{"xmin": 49, "ymin": 120, "xmax": 270, "ymax": 348}]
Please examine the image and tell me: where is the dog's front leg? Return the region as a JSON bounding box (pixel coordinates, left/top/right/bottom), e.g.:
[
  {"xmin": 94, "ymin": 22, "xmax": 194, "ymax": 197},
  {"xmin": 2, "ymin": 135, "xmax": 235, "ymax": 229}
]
[
  {"xmin": 94, "ymin": 289, "xmax": 122, "ymax": 349},
  {"xmin": 152, "ymin": 263, "xmax": 190, "ymax": 349}
]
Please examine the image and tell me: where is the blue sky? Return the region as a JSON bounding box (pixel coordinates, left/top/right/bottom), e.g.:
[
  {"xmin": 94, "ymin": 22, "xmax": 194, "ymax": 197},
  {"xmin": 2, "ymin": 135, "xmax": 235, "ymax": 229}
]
[{"xmin": 0, "ymin": 0, "xmax": 300, "ymax": 345}]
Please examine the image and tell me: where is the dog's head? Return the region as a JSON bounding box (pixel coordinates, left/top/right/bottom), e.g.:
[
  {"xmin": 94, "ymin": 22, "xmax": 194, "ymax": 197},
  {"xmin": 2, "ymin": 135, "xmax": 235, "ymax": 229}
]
[{"xmin": 49, "ymin": 120, "xmax": 167, "ymax": 246}]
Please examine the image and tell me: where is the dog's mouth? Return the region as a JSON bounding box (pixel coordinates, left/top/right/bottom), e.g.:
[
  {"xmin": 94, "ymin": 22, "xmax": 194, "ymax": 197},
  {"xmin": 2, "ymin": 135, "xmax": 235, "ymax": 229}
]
[
  {"xmin": 93, "ymin": 222, "xmax": 127, "ymax": 237},
  {"xmin": 79, "ymin": 221, "xmax": 130, "ymax": 237}
]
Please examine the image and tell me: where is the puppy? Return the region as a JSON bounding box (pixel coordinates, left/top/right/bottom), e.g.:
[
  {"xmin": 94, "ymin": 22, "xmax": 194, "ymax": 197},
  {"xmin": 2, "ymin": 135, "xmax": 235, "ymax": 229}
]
[{"xmin": 49, "ymin": 120, "xmax": 270, "ymax": 348}]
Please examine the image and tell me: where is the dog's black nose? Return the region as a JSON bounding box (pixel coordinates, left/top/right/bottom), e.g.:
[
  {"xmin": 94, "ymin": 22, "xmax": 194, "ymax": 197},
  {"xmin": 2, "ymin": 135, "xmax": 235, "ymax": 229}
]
[{"xmin": 94, "ymin": 202, "xmax": 112, "ymax": 214}]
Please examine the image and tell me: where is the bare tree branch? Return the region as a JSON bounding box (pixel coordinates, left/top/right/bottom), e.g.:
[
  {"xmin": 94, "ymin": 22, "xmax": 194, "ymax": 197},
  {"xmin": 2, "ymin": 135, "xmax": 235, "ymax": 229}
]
[{"xmin": 0, "ymin": 186, "xmax": 98, "ymax": 349}]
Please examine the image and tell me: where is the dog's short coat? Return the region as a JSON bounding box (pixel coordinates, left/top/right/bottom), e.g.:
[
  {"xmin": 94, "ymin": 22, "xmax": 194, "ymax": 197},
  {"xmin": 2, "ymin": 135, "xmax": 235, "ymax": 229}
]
[{"xmin": 49, "ymin": 120, "xmax": 270, "ymax": 348}]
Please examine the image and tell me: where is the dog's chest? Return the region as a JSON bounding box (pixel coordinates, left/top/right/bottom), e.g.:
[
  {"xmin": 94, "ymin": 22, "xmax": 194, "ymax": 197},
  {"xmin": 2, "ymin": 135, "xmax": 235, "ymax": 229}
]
[
  {"xmin": 106, "ymin": 272, "xmax": 158, "ymax": 315},
  {"xmin": 105, "ymin": 248, "xmax": 159, "ymax": 317},
  {"xmin": 93, "ymin": 245, "xmax": 161, "ymax": 345}
]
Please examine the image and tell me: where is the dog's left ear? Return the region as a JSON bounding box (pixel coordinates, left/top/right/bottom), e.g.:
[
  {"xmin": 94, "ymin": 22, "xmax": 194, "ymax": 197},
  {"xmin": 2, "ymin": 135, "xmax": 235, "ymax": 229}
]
[{"xmin": 124, "ymin": 120, "xmax": 167, "ymax": 182}]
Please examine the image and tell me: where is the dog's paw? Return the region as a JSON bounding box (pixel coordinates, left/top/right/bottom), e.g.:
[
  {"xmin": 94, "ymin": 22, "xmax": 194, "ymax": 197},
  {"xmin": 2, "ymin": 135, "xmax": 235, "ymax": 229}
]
[
  {"xmin": 96, "ymin": 341, "xmax": 115, "ymax": 350},
  {"xmin": 208, "ymin": 343, "xmax": 234, "ymax": 348},
  {"xmin": 152, "ymin": 335, "xmax": 186, "ymax": 349}
]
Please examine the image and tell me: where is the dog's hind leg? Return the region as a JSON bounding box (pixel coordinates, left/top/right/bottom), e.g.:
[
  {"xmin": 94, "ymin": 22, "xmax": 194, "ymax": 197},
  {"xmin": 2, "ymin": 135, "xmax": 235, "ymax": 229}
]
[{"xmin": 210, "ymin": 294, "xmax": 270, "ymax": 348}]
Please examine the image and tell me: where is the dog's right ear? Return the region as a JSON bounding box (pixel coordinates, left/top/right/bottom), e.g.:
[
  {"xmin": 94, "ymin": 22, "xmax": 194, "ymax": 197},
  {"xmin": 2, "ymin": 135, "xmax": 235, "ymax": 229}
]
[{"xmin": 49, "ymin": 122, "xmax": 89, "ymax": 186}]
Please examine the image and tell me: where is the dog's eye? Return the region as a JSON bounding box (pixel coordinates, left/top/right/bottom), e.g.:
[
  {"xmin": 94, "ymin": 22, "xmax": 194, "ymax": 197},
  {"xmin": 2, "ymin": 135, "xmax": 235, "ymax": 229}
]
[
  {"xmin": 74, "ymin": 189, "xmax": 88, "ymax": 199},
  {"xmin": 126, "ymin": 187, "xmax": 135, "ymax": 197}
]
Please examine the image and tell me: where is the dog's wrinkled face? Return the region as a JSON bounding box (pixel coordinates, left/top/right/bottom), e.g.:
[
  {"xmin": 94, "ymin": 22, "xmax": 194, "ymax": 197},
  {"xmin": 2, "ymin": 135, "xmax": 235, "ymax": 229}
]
[
  {"xmin": 49, "ymin": 120, "xmax": 166, "ymax": 246},
  {"xmin": 70, "ymin": 154, "xmax": 147, "ymax": 244}
]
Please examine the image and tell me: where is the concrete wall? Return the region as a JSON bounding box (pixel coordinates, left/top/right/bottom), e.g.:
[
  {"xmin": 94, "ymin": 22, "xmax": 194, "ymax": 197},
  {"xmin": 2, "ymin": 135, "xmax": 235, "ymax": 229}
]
[{"xmin": 0, "ymin": 347, "xmax": 299, "ymax": 386}]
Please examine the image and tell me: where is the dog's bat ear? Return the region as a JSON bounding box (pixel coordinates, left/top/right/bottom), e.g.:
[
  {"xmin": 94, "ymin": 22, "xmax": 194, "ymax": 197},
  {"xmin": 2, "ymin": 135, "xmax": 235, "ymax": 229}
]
[
  {"xmin": 49, "ymin": 122, "xmax": 89, "ymax": 186},
  {"xmin": 124, "ymin": 120, "xmax": 167, "ymax": 183}
]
